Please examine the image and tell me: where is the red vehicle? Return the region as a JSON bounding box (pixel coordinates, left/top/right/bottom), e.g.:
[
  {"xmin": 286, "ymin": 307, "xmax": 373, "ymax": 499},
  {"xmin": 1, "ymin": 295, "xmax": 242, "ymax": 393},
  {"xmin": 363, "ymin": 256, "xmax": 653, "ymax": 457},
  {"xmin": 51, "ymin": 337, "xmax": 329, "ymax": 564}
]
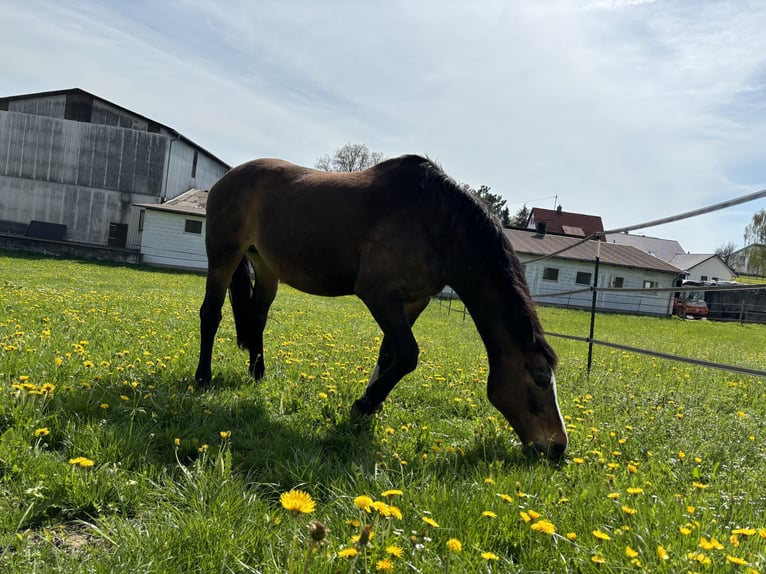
[{"xmin": 673, "ymin": 280, "xmax": 709, "ymax": 319}]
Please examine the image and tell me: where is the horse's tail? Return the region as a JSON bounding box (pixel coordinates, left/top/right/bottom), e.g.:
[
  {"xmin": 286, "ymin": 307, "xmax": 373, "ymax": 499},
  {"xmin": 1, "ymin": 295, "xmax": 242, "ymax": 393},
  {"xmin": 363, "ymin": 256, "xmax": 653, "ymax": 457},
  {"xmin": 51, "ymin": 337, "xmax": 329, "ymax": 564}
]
[{"xmin": 228, "ymin": 257, "xmax": 254, "ymax": 350}]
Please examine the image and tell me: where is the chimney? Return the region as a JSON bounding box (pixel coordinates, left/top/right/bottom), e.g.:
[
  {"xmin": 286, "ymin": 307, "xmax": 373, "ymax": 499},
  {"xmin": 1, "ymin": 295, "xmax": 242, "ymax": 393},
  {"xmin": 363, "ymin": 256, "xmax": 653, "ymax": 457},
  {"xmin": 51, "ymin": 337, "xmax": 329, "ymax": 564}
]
[
  {"xmin": 536, "ymin": 221, "xmax": 547, "ymax": 236},
  {"xmin": 556, "ymin": 205, "xmax": 562, "ymax": 214}
]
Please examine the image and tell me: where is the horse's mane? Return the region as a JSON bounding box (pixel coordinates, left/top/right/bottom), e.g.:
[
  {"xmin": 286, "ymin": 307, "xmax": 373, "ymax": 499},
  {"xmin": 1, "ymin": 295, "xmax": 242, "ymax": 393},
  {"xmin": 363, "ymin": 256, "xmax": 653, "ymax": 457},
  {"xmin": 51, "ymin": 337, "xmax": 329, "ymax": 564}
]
[{"xmin": 391, "ymin": 155, "xmax": 556, "ymax": 365}]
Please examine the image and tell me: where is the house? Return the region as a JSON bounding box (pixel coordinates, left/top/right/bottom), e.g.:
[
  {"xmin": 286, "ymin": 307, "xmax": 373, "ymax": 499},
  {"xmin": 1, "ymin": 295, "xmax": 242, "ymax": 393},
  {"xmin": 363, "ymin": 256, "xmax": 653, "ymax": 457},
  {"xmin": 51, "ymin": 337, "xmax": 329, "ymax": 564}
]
[
  {"xmin": 135, "ymin": 189, "xmax": 208, "ymax": 270},
  {"xmin": 668, "ymin": 253, "xmax": 734, "ymax": 282},
  {"xmin": 605, "ymin": 233, "xmax": 685, "ymax": 263},
  {"xmin": 0, "ymin": 88, "xmax": 228, "ymax": 257},
  {"xmin": 730, "ymin": 244, "xmax": 766, "ymax": 276},
  {"xmin": 526, "ymin": 206, "xmax": 605, "ymax": 239},
  {"xmin": 506, "ymin": 228, "xmax": 685, "ymax": 316}
]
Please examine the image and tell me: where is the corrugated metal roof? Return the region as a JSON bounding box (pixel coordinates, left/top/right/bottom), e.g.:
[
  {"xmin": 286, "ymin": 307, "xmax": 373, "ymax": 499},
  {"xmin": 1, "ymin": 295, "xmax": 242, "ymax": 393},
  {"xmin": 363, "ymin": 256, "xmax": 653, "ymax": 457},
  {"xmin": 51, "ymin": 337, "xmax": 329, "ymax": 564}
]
[
  {"xmin": 605, "ymin": 233, "xmax": 686, "ymax": 263},
  {"xmin": 527, "ymin": 207, "xmax": 604, "ymax": 237},
  {"xmin": 506, "ymin": 229, "xmax": 685, "ymax": 274},
  {"xmin": 138, "ymin": 189, "xmax": 208, "ymax": 216}
]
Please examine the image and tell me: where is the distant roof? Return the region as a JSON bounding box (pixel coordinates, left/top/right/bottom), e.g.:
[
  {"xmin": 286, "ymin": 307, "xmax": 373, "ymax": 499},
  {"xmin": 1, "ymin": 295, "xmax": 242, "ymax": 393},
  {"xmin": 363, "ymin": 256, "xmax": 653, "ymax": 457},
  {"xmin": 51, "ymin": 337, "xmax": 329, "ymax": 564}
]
[
  {"xmin": 0, "ymin": 88, "xmax": 230, "ymax": 168},
  {"xmin": 137, "ymin": 189, "xmax": 208, "ymax": 216},
  {"xmin": 506, "ymin": 228, "xmax": 685, "ymax": 274},
  {"xmin": 669, "ymin": 253, "xmax": 718, "ymax": 271},
  {"xmin": 526, "ymin": 207, "xmax": 604, "ymax": 238},
  {"xmin": 605, "ymin": 233, "xmax": 686, "ymax": 263}
]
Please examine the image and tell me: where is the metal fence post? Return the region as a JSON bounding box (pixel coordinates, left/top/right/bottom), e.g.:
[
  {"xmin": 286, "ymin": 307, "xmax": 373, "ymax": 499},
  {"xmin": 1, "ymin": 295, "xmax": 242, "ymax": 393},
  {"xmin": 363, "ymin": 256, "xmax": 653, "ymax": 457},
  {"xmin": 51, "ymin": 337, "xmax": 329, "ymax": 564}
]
[{"xmin": 587, "ymin": 238, "xmax": 601, "ymax": 375}]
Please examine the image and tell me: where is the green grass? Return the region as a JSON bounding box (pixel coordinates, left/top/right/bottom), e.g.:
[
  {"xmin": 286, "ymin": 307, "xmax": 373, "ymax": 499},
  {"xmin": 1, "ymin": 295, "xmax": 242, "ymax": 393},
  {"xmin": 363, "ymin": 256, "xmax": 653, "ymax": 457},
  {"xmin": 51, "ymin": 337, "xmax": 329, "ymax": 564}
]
[{"xmin": 1, "ymin": 252, "xmax": 765, "ymax": 573}]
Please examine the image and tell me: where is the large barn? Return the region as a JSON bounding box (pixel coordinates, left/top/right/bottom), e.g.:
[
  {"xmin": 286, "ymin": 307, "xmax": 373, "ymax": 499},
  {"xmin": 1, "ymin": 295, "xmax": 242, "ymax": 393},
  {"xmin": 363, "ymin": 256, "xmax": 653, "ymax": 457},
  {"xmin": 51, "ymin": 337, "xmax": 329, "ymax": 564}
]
[{"xmin": 0, "ymin": 88, "xmax": 228, "ymax": 256}]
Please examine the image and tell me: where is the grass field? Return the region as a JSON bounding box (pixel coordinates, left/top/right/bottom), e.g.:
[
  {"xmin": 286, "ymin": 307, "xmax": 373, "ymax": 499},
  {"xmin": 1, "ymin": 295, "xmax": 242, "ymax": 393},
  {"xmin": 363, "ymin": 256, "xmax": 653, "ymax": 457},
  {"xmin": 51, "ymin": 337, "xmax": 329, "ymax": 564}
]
[{"xmin": 1, "ymin": 252, "xmax": 765, "ymax": 573}]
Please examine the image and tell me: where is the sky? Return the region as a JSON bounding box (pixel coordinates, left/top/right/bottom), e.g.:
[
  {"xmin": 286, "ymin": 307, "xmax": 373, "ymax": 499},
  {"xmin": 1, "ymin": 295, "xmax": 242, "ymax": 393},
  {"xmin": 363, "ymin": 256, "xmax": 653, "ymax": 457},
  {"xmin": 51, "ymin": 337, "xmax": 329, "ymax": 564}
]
[{"xmin": 3, "ymin": 0, "xmax": 766, "ymax": 253}]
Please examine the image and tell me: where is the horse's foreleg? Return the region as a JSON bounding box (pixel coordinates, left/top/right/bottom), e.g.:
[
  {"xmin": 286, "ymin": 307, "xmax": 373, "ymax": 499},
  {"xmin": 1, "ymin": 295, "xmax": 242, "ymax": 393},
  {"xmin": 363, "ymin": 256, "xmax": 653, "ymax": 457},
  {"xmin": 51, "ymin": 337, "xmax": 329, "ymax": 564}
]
[
  {"xmin": 352, "ymin": 294, "xmax": 426, "ymax": 417},
  {"xmin": 365, "ymin": 297, "xmax": 430, "ymax": 389}
]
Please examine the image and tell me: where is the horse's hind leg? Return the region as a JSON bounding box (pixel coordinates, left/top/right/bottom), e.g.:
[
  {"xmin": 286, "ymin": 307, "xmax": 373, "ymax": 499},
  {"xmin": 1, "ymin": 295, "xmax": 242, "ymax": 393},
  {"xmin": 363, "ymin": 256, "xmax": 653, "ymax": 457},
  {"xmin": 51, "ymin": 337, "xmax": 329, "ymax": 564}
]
[
  {"xmin": 243, "ymin": 255, "xmax": 278, "ymax": 380},
  {"xmin": 195, "ymin": 251, "xmax": 243, "ymax": 387}
]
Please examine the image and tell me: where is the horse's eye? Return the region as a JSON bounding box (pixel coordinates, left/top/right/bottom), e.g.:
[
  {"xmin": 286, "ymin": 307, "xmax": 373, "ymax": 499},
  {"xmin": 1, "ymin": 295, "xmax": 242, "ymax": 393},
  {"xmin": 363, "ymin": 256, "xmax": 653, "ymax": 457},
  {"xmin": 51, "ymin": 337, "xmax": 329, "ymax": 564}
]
[{"xmin": 527, "ymin": 365, "xmax": 552, "ymax": 389}]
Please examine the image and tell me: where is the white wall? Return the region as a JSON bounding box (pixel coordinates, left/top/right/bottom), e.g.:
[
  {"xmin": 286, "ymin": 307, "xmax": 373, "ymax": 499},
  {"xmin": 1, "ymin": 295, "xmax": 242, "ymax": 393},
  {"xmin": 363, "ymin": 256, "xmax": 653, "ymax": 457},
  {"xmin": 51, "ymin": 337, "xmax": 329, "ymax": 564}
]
[
  {"xmin": 139, "ymin": 210, "xmax": 207, "ymax": 270},
  {"xmin": 521, "ymin": 256, "xmax": 676, "ymax": 316},
  {"xmin": 685, "ymin": 258, "xmax": 733, "ymax": 282}
]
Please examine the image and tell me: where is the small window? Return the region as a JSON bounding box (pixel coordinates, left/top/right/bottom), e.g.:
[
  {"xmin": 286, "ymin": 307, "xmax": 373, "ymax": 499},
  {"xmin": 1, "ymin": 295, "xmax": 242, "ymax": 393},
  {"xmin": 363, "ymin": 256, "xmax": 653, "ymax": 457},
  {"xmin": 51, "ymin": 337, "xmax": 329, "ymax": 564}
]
[
  {"xmin": 611, "ymin": 276, "xmax": 624, "ymax": 288},
  {"xmin": 185, "ymin": 219, "xmax": 203, "ymax": 234},
  {"xmin": 542, "ymin": 267, "xmax": 559, "ymax": 281},
  {"xmin": 575, "ymin": 271, "xmax": 592, "ymax": 285},
  {"xmin": 642, "ymin": 280, "xmax": 658, "ymax": 289},
  {"xmin": 138, "ymin": 209, "xmax": 145, "ymax": 232},
  {"xmin": 700, "ymin": 275, "xmax": 708, "ymax": 281}
]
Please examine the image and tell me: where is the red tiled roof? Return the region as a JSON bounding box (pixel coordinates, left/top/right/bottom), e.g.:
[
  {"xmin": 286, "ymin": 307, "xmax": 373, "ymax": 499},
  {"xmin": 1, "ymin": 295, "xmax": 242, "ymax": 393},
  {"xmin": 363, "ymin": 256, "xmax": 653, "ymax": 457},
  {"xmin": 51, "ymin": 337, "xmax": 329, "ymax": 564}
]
[{"xmin": 528, "ymin": 208, "xmax": 604, "ymax": 239}]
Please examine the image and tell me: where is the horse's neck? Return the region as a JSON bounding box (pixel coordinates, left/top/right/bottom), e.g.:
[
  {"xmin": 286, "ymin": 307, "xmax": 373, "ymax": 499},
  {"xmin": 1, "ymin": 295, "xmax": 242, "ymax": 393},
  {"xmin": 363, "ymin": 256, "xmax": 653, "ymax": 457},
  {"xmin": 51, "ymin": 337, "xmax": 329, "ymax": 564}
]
[{"xmin": 450, "ymin": 271, "xmax": 512, "ymax": 359}]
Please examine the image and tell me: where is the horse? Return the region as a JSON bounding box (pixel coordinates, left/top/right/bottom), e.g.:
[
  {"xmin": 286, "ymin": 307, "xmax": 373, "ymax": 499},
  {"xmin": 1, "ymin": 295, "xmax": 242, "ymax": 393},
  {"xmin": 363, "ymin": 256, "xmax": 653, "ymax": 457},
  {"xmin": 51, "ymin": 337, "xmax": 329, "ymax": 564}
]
[{"xmin": 194, "ymin": 154, "xmax": 568, "ymax": 459}]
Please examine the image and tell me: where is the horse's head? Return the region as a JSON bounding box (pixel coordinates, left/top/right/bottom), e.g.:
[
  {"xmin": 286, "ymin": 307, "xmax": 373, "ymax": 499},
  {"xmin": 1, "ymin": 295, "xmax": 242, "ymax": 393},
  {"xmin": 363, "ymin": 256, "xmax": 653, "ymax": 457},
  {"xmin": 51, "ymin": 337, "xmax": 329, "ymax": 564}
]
[{"xmin": 486, "ymin": 342, "xmax": 568, "ymax": 461}]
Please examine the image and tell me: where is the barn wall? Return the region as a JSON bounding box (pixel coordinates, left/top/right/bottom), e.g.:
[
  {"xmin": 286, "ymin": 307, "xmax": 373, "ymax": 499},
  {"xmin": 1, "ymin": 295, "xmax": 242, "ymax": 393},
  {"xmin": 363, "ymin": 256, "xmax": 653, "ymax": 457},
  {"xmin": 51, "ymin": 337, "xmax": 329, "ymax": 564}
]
[
  {"xmin": 139, "ymin": 210, "xmax": 207, "ymax": 270},
  {"xmin": 164, "ymin": 140, "xmax": 227, "ymax": 200},
  {"xmin": 685, "ymin": 259, "xmax": 734, "ymax": 282}
]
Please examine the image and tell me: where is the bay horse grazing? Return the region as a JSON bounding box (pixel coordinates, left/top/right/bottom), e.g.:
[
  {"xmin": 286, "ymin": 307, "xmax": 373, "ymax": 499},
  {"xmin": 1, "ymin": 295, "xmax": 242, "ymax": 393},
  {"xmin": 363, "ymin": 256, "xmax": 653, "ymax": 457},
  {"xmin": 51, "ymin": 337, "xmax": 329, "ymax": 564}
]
[{"xmin": 194, "ymin": 155, "xmax": 568, "ymax": 459}]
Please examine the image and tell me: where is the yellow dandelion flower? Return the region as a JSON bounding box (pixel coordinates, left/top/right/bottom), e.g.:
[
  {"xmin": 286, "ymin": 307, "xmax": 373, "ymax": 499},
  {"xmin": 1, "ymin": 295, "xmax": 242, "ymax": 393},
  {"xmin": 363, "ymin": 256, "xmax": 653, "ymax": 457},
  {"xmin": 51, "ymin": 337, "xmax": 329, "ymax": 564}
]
[
  {"xmin": 573, "ymin": 457, "xmax": 585, "ymax": 464},
  {"xmin": 484, "ymin": 477, "xmax": 495, "ymax": 484},
  {"xmin": 732, "ymin": 528, "xmax": 756, "ymax": 536},
  {"xmin": 119, "ymin": 395, "xmax": 129, "ymax": 401},
  {"xmin": 727, "ymin": 555, "xmax": 749, "ymax": 566},
  {"xmin": 626, "ymin": 487, "xmax": 644, "ymax": 495},
  {"xmin": 657, "ymin": 545, "xmax": 669, "ymax": 560},
  {"xmin": 34, "ymin": 427, "xmax": 50, "ymax": 437},
  {"xmin": 566, "ymin": 532, "xmax": 577, "ymax": 541},
  {"xmin": 68, "ymin": 456, "xmax": 94, "ymax": 467},
  {"xmin": 692, "ymin": 482, "xmax": 708, "ymax": 490},
  {"xmin": 338, "ymin": 548, "xmax": 358, "ymax": 558},
  {"xmin": 482, "ymin": 510, "xmax": 497, "ymax": 519},
  {"xmin": 591, "ymin": 554, "xmax": 606, "ymax": 564},
  {"xmin": 219, "ymin": 430, "xmax": 231, "ymax": 440},
  {"xmin": 174, "ymin": 438, "xmax": 181, "ymax": 446},
  {"xmin": 607, "ymin": 492, "xmax": 620, "ymax": 499},
  {"xmin": 621, "ymin": 505, "xmax": 637, "ymax": 515},
  {"xmin": 279, "ymin": 489, "xmax": 316, "ymax": 515},
  {"xmin": 497, "ymin": 493, "xmax": 513, "ymax": 503},
  {"xmin": 381, "ymin": 489, "xmax": 403, "ymax": 498},
  {"xmin": 679, "ymin": 526, "xmax": 692, "ymax": 535},
  {"xmin": 354, "ymin": 495, "xmax": 374, "ymax": 512},
  {"xmin": 386, "ymin": 545, "xmax": 403, "ymax": 558},
  {"xmin": 376, "ymin": 558, "xmax": 394, "ymax": 572},
  {"xmin": 446, "ymin": 538, "xmax": 462, "ymax": 553},
  {"xmin": 625, "ymin": 546, "xmax": 638, "ymax": 558},
  {"xmin": 687, "ymin": 551, "xmax": 711, "ymax": 565},
  {"xmin": 593, "ymin": 529, "xmax": 611, "ymax": 541},
  {"xmin": 421, "ymin": 516, "xmax": 439, "ymax": 528},
  {"xmin": 531, "ymin": 520, "xmax": 557, "ymax": 535},
  {"xmin": 520, "ymin": 511, "xmax": 531, "ymax": 523},
  {"xmin": 481, "ymin": 551, "xmax": 499, "ymax": 561},
  {"xmin": 372, "ymin": 500, "xmax": 392, "ymax": 516},
  {"xmin": 699, "ymin": 537, "xmax": 724, "ymax": 550}
]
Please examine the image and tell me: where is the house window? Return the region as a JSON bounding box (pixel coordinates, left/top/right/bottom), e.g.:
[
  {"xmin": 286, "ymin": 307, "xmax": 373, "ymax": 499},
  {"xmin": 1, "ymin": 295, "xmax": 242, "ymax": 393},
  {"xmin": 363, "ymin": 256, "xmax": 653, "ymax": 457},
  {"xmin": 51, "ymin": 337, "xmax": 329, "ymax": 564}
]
[
  {"xmin": 575, "ymin": 271, "xmax": 592, "ymax": 285},
  {"xmin": 185, "ymin": 219, "xmax": 203, "ymax": 234},
  {"xmin": 542, "ymin": 267, "xmax": 559, "ymax": 281},
  {"xmin": 611, "ymin": 276, "xmax": 624, "ymax": 288},
  {"xmin": 700, "ymin": 275, "xmax": 708, "ymax": 281},
  {"xmin": 643, "ymin": 280, "xmax": 658, "ymax": 289},
  {"xmin": 138, "ymin": 209, "xmax": 145, "ymax": 232}
]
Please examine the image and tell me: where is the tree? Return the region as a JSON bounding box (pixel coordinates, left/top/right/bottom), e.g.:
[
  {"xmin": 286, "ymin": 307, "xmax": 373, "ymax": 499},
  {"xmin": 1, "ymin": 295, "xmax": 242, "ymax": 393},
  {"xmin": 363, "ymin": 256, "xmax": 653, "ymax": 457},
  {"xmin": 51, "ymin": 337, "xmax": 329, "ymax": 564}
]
[
  {"xmin": 714, "ymin": 242, "xmax": 737, "ymax": 267},
  {"xmin": 743, "ymin": 209, "xmax": 766, "ymax": 275},
  {"xmin": 464, "ymin": 184, "xmax": 511, "ymax": 227},
  {"xmin": 511, "ymin": 204, "xmax": 530, "ymax": 227},
  {"xmin": 315, "ymin": 143, "xmax": 385, "ymax": 172}
]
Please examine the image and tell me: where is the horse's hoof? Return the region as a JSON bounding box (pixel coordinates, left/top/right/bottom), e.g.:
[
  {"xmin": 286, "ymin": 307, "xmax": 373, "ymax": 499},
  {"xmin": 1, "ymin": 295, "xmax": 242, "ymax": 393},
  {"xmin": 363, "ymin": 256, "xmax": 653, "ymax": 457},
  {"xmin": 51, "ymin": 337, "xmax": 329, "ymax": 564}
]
[{"xmin": 351, "ymin": 397, "xmax": 382, "ymax": 419}]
